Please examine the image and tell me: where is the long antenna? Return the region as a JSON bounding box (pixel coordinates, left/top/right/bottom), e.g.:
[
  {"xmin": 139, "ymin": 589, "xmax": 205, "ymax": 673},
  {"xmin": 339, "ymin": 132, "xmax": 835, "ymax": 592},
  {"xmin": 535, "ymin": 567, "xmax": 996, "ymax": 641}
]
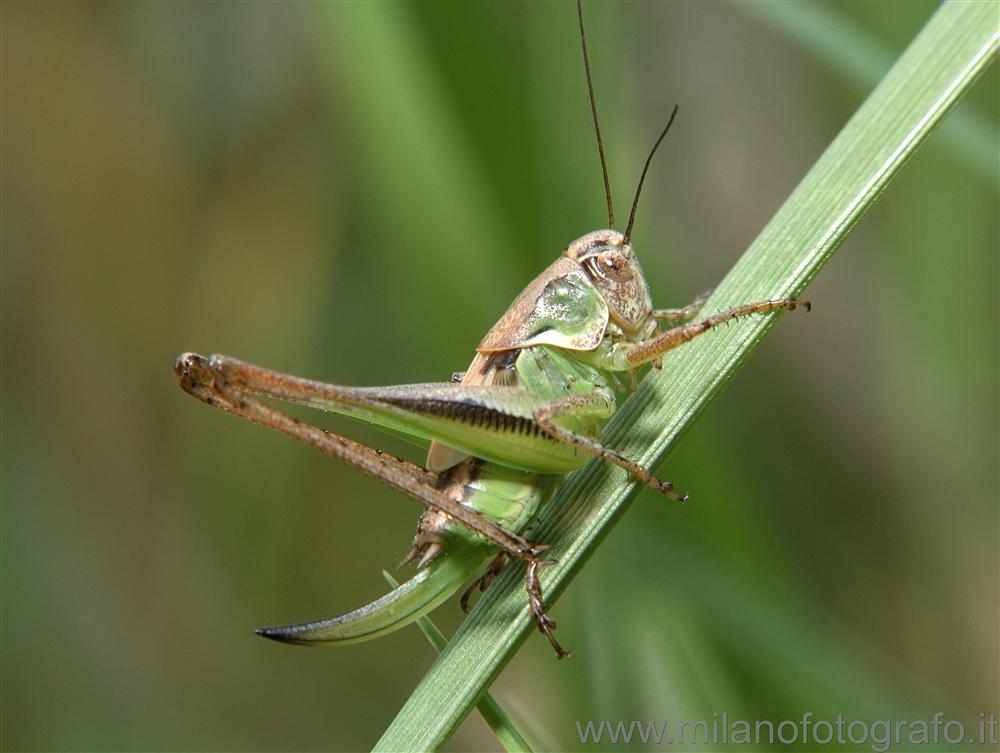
[
  {"xmin": 577, "ymin": 0, "xmax": 615, "ymax": 229},
  {"xmin": 624, "ymin": 104, "xmax": 678, "ymax": 243}
]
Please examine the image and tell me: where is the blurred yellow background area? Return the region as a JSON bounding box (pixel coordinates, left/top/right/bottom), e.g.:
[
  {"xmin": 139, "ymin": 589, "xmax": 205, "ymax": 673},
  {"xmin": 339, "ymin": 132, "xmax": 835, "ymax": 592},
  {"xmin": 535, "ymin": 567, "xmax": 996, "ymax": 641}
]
[{"xmin": 2, "ymin": 2, "xmax": 997, "ymax": 751}]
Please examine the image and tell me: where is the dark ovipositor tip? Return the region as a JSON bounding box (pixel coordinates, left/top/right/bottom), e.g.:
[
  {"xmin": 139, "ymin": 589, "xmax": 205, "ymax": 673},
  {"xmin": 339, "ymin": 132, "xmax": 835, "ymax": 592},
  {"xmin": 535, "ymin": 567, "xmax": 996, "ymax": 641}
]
[{"xmin": 255, "ymin": 626, "xmax": 307, "ymax": 645}]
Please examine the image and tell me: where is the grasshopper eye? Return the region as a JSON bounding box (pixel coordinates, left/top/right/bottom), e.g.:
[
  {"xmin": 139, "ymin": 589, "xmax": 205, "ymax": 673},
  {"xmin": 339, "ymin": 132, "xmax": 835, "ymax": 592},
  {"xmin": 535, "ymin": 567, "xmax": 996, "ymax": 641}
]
[
  {"xmin": 585, "ymin": 250, "xmax": 631, "ymax": 282},
  {"xmin": 601, "ymin": 252, "xmax": 626, "ymax": 271}
]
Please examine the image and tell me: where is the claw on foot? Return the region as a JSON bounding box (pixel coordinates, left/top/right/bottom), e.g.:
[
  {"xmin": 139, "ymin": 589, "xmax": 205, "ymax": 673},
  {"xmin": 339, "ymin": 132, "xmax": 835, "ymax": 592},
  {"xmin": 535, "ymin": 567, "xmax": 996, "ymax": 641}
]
[
  {"xmin": 648, "ymin": 475, "xmax": 688, "ymax": 504},
  {"xmin": 789, "ymin": 298, "xmax": 812, "ymax": 312},
  {"xmin": 525, "ymin": 557, "xmax": 571, "ymax": 659}
]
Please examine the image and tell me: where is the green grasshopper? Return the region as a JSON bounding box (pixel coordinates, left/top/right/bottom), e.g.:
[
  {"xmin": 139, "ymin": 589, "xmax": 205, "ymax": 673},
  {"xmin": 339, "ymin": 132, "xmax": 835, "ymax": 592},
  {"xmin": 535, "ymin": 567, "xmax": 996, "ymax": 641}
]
[{"xmin": 174, "ymin": 1, "xmax": 806, "ymax": 659}]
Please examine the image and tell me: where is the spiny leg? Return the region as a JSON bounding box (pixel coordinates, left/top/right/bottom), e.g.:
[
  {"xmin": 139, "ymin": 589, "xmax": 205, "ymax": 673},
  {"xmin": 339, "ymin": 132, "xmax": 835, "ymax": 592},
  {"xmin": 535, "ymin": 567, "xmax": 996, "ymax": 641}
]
[
  {"xmin": 639, "ymin": 290, "xmax": 715, "ymax": 373},
  {"xmin": 457, "ymin": 549, "xmax": 568, "ymax": 657},
  {"xmin": 623, "ymin": 297, "xmax": 809, "ymax": 368},
  {"xmin": 459, "ymin": 550, "xmax": 568, "ymax": 658},
  {"xmin": 179, "ymin": 365, "xmax": 435, "ymax": 490},
  {"xmin": 651, "ymin": 288, "xmax": 713, "ymax": 323},
  {"xmin": 531, "ymin": 298, "xmax": 807, "ymax": 498},
  {"xmin": 532, "ymin": 392, "xmax": 689, "ymax": 502},
  {"xmin": 526, "ymin": 556, "xmax": 570, "ymax": 659},
  {"xmin": 175, "ymin": 353, "xmax": 543, "ymax": 562},
  {"xmin": 460, "ymin": 553, "xmax": 508, "ymax": 613}
]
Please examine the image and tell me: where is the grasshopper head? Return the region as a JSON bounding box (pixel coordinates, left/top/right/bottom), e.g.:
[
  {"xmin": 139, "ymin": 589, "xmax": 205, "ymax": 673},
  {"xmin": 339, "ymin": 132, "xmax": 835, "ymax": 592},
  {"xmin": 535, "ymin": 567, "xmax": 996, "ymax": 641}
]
[{"xmin": 564, "ymin": 229, "xmax": 653, "ymax": 338}]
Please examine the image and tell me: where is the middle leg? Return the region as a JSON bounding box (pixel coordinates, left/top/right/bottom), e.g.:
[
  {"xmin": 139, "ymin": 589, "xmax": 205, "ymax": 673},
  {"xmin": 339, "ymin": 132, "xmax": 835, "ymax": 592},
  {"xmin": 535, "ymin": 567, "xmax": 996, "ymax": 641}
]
[{"xmin": 532, "ymin": 392, "xmax": 688, "ymax": 501}]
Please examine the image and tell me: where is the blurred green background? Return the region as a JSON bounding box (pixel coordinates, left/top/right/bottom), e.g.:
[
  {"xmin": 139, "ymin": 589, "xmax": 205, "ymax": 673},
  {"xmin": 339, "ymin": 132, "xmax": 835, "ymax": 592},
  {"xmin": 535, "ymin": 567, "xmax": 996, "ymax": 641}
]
[{"xmin": 3, "ymin": 1, "xmax": 997, "ymax": 751}]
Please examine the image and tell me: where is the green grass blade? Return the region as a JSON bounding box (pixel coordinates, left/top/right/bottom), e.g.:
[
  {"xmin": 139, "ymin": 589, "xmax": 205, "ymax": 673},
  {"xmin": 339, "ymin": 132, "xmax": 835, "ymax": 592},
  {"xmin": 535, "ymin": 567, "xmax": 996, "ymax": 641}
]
[
  {"xmin": 374, "ymin": 3, "xmax": 998, "ymax": 750},
  {"xmin": 381, "ymin": 572, "xmax": 536, "ymax": 753}
]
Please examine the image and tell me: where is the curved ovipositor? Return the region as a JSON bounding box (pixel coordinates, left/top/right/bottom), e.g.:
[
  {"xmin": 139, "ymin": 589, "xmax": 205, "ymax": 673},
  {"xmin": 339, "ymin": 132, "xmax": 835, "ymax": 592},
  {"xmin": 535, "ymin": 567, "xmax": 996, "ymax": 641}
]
[
  {"xmin": 256, "ymin": 540, "xmax": 494, "ymax": 645},
  {"xmin": 257, "ymin": 458, "xmax": 552, "ymax": 646}
]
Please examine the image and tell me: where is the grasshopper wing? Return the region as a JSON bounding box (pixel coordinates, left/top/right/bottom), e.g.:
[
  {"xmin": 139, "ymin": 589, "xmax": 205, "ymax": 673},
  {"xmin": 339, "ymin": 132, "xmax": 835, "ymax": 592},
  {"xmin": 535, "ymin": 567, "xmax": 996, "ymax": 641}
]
[
  {"xmin": 477, "ymin": 257, "xmax": 609, "ymax": 353},
  {"xmin": 427, "ymin": 256, "xmax": 609, "ymax": 471}
]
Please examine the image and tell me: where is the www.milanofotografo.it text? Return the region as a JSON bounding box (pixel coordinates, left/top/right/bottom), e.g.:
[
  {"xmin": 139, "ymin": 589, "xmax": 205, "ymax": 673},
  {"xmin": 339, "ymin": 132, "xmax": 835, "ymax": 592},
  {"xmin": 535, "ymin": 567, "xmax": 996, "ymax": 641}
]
[{"xmin": 575, "ymin": 712, "xmax": 999, "ymax": 750}]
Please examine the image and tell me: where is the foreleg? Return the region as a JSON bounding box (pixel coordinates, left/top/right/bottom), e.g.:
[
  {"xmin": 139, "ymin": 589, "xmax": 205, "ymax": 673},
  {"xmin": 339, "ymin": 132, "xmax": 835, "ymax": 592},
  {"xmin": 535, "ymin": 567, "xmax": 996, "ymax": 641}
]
[{"xmin": 617, "ymin": 298, "xmax": 808, "ymax": 369}]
